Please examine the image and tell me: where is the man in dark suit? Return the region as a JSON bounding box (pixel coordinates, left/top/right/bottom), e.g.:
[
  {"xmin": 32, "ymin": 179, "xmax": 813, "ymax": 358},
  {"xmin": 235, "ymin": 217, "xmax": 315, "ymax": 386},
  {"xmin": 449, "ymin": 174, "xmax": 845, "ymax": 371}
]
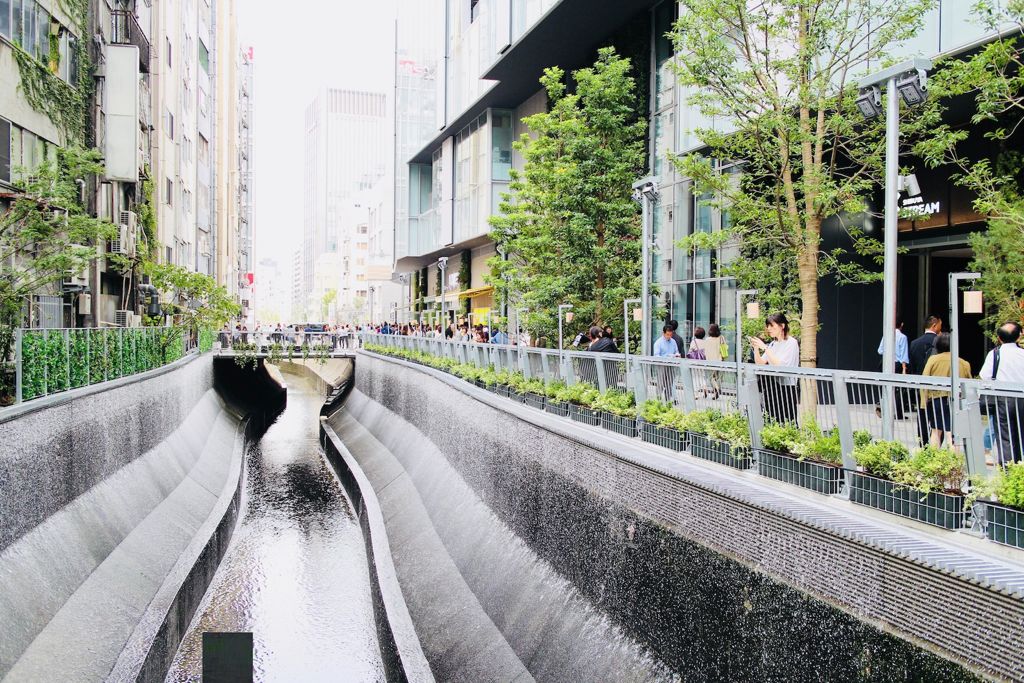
[
  {"xmin": 588, "ymin": 326, "xmax": 619, "ymax": 353},
  {"xmin": 909, "ymin": 315, "xmax": 942, "ymax": 443},
  {"xmin": 668, "ymin": 320, "xmax": 686, "ymax": 359}
]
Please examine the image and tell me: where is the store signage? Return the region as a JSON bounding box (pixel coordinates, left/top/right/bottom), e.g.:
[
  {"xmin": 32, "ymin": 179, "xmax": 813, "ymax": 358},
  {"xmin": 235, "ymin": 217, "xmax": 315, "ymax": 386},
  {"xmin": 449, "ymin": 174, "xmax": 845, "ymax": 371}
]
[{"xmin": 899, "ymin": 195, "xmax": 941, "ymax": 219}]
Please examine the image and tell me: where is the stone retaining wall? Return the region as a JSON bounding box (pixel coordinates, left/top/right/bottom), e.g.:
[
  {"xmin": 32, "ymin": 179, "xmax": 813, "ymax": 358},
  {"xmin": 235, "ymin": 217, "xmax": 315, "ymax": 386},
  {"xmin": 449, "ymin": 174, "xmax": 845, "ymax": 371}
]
[{"xmin": 356, "ymin": 350, "xmax": 1024, "ymax": 682}]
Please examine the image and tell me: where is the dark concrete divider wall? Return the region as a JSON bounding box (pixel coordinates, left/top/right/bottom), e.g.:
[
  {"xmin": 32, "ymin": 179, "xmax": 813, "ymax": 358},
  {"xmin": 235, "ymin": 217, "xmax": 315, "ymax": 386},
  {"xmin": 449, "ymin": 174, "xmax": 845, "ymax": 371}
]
[
  {"xmin": 280, "ymin": 359, "xmax": 434, "ymax": 683},
  {"xmin": 352, "ymin": 351, "xmax": 1015, "ymax": 682},
  {"xmin": 0, "ymin": 354, "xmax": 285, "ymax": 682}
]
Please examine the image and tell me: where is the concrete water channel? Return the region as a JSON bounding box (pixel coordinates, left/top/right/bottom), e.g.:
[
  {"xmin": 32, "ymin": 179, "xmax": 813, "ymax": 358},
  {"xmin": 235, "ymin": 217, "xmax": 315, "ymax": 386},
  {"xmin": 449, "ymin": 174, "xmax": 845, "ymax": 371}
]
[{"xmin": 166, "ymin": 366, "xmax": 385, "ymax": 681}]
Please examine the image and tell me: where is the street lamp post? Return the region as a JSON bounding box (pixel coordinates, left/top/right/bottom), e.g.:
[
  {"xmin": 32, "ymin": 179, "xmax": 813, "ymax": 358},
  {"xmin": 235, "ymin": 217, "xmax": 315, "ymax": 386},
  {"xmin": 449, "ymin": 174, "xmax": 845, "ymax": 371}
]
[
  {"xmin": 858, "ymin": 58, "xmax": 931, "ymax": 433},
  {"xmin": 735, "ymin": 289, "xmax": 758, "ymax": 378},
  {"xmin": 623, "ymin": 297, "xmax": 641, "ymax": 365},
  {"xmin": 633, "ymin": 176, "xmax": 659, "ymax": 356},
  {"xmin": 558, "ymin": 303, "xmax": 573, "ymax": 366},
  {"xmin": 949, "ymin": 272, "xmax": 981, "ymax": 451},
  {"xmin": 437, "ymin": 257, "xmax": 449, "ymax": 330},
  {"xmin": 368, "ymin": 285, "xmax": 376, "ymax": 325}
]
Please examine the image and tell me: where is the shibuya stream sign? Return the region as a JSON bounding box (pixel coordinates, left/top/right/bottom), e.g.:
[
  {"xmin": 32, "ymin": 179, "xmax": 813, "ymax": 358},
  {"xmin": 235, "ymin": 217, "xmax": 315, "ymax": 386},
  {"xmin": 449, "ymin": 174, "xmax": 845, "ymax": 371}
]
[{"xmin": 900, "ymin": 195, "xmax": 941, "ymax": 219}]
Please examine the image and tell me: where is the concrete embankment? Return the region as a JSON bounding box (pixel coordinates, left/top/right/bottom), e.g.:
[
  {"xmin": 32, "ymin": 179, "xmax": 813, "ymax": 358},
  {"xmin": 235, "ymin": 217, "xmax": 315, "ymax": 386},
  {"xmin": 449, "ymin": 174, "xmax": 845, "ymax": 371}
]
[
  {"xmin": 343, "ymin": 349, "xmax": 1023, "ymax": 682},
  {"xmin": 0, "ymin": 354, "xmax": 284, "ymax": 682}
]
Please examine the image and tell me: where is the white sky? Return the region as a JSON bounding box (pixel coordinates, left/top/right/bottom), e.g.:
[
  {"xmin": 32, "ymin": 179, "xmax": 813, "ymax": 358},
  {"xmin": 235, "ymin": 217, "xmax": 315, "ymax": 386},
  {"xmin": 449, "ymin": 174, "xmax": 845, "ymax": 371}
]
[{"xmin": 238, "ymin": 0, "xmax": 396, "ymax": 276}]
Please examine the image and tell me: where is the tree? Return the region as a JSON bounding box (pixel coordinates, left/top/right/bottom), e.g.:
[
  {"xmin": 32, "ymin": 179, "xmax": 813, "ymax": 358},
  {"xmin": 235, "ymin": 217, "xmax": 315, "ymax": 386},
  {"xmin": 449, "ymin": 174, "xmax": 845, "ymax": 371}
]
[
  {"xmin": 916, "ymin": 1, "xmax": 1024, "ymax": 330},
  {"xmin": 143, "ymin": 259, "xmax": 239, "ymax": 355},
  {"xmin": 321, "ymin": 288, "xmax": 337, "ymax": 321},
  {"xmin": 670, "ymin": 0, "xmax": 933, "ymax": 367},
  {"xmin": 487, "ymin": 47, "xmax": 647, "ymax": 345},
  {"xmin": 0, "ymin": 147, "xmax": 117, "ymax": 361}
]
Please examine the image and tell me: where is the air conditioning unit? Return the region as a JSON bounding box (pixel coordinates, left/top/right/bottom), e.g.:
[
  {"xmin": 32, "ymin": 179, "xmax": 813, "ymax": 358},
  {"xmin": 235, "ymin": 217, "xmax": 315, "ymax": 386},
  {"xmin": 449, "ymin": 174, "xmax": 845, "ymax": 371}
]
[
  {"xmin": 62, "ymin": 249, "xmax": 89, "ymax": 289},
  {"xmin": 114, "ymin": 309, "xmax": 136, "ymax": 327},
  {"xmin": 109, "ymin": 223, "xmax": 136, "ymax": 256},
  {"xmin": 77, "ymin": 293, "xmax": 92, "ymax": 315},
  {"xmin": 120, "ymin": 210, "xmax": 138, "ymax": 232}
]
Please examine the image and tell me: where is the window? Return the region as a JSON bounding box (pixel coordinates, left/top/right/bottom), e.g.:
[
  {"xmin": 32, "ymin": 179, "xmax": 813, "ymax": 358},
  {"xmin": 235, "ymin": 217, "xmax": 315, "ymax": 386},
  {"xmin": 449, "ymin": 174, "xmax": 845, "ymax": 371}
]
[
  {"xmin": 58, "ymin": 30, "xmax": 69, "ymax": 81},
  {"xmin": 0, "ymin": 118, "xmax": 10, "ymax": 183},
  {"xmin": 12, "ymin": 0, "xmax": 21, "ymax": 44},
  {"xmin": 23, "ymin": 0, "xmax": 34, "ymax": 54},
  {"xmin": 470, "ymin": 0, "xmax": 481, "ymax": 21},
  {"xmin": 165, "ymin": 177, "xmax": 173, "ymax": 205},
  {"xmin": 165, "ymin": 109, "xmax": 174, "ymax": 139},
  {"xmin": 67, "ymin": 34, "xmax": 77, "ymax": 86},
  {"xmin": 197, "ymin": 134, "xmax": 209, "ymax": 164},
  {"xmin": 491, "ymin": 110, "xmax": 512, "ymax": 181},
  {"xmin": 182, "ymin": 79, "xmax": 191, "ymax": 113},
  {"xmin": 181, "ymin": 134, "xmax": 191, "ymax": 165},
  {"xmin": 35, "ymin": 7, "xmax": 48, "ymax": 63},
  {"xmin": 0, "ymin": 0, "xmax": 10, "ymax": 39},
  {"xmin": 165, "ymin": 37, "xmax": 172, "ymax": 67},
  {"xmin": 198, "ymin": 39, "xmax": 209, "ymax": 73}
]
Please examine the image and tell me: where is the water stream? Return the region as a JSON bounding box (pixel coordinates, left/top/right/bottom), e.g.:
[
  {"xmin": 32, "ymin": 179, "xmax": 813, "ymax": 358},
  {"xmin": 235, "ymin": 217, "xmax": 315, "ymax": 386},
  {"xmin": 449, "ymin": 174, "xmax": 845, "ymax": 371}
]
[{"xmin": 165, "ymin": 369, "xmax": 384, "ymax": 682}]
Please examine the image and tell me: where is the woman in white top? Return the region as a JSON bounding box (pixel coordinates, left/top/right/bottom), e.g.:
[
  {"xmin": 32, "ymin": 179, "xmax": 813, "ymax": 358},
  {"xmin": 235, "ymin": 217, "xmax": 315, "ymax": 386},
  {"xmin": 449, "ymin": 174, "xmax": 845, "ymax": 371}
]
[{"xmin": 750, "ymin": 313, "xmax": 800, "ymax": 424}]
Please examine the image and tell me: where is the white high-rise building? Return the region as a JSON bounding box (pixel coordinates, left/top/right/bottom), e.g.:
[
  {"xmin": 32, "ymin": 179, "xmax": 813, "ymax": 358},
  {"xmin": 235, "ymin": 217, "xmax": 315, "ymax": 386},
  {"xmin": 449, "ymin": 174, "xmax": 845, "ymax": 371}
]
[{"xmin": 302, "ymin": 88, "xmax": 386, "ymax": 321}]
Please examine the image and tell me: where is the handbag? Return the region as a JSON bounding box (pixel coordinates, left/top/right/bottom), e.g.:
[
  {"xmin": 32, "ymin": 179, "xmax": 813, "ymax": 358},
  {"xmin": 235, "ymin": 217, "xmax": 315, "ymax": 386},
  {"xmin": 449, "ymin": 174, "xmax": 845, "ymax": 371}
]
[
  {"xmin": 686, "ymin": 347, "xmax": 706, "ymax": 360},
  {"xmin": 720, "ymin": 340, "xmax": 729, "ymax": 359}
]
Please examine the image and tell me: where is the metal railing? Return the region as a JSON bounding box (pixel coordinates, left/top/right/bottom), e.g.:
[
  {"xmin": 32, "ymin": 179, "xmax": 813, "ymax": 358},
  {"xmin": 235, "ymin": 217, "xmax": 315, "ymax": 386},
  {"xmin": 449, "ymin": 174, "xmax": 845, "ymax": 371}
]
[
  {"xmin": 111, "ymin": 10, "xmax": 151, "ymax": 72},
  {"xmin": 11, "ymin": 326, "xmax": 198, "ymax": 404},
  {"xmin": 213, "ymin": 330, "xmax": 359, "ymax": 353},
  {"xmin": 360, "ymin": 332, "xmax": 1024, "ymax": 481}
]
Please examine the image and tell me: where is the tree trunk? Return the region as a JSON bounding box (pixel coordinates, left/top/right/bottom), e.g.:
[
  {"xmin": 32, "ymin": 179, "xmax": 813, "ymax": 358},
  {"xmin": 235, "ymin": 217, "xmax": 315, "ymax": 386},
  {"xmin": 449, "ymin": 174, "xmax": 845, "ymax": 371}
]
[{"xmin": 797, "ymin": 223, "xmax": 820, "ymax": 423}]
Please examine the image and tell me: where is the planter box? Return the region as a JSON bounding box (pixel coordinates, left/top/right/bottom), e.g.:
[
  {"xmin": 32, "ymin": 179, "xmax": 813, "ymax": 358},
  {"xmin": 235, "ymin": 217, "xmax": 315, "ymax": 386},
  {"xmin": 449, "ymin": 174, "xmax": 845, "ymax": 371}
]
[
  {"xmin": 569, "ymin": 404, "xmax": 602, "ymax": 427},
  {"xmin": 640, "ymin": 421, "xmax": 686, "ymax": 451},
  {"xmin": 688, "ymin": 433, "xmax": 752, "ymax": 470},
  {"xmin": 545, "ymin": 400, "xmax": 570, "ymax": 417},
  {"xmin": 525, "ymin": 392, "xmax": 546, "ymax": 410},
  {"xmin": 510, "ymin": 391, "xmax": 527, "ymax": 404},
  {"xmin": 849, "ymin": 472, "xmax": 965, "ymax": 530},
  {"xmin": 756, "ymin": 448, "xmax": 843, "ymax": 495},
  {"xmin": 981, "ymin": 501, "xmax": 1024, "ymax": 549},
  {"xmin": 601, "ymin": 412, "xmax": 638, "ymax": 438},
  {"xmin": 496, "ymin": 384, "xmax": 512, "ymax": 398},
  {"xmin": 473, "ymin": 379, "xmax": 487, "ymax": 389}
]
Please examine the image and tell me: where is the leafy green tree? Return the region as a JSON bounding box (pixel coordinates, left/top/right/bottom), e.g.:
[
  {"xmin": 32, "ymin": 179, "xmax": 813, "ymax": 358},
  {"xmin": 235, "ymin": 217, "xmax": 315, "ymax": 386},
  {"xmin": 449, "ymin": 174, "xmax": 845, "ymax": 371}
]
[
  {"xmin": 487, "ymin": 47, "xmax": 647, "ymax": 345},
  {"xmin": 916, "ymin": 1, "xmax": 1024, "ymax": 330},
  {"xmin": 0, "ymin": 147, "xmax": 117, "ymax": 363},
  {"xmin": 142, "ymin": 259, "xmax": 239, "ymax": 355},
  {"xmin": 670, "ymin": 0, "xmax": 933, "ymax": 366},
  {"xmin": 321, "ymin": 288, "xmax": 337, "ymax": 321}
]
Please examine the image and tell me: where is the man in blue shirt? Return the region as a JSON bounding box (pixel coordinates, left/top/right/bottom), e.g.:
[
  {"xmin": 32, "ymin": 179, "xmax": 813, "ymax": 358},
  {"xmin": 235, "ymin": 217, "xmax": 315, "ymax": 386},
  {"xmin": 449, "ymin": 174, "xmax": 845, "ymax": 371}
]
[
  {"xmin": 490, "ymin": 328, "xmax": 509, "ymax": 345},
  {"xmin": 653, "ymin": 325, "xmax": 679, "ymax": 401},
  {"xmin": 654, "ymin": 325, "xmax": 681, "ymax": 357},
  {"xmin": 876, "ymin": 320, "xmax": 910, "ymax": 419}
]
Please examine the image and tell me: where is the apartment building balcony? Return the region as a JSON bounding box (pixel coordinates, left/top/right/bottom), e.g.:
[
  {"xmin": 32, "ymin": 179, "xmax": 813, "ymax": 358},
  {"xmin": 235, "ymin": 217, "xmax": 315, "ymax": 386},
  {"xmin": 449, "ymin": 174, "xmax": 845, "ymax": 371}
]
[{"xmin": 111, "ymin": 10, "xmax": 150, "ymax": 73}]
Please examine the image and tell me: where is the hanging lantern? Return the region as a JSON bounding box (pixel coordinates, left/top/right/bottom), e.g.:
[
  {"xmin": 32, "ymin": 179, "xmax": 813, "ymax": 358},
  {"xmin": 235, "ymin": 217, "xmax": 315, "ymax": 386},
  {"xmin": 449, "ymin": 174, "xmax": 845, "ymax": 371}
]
[
  {"xmin": 745, "ymin": 301, "xmax": 761, "ymax": 319},
  {"xmin": 633, "ymin": 308, "xmax": 643, "ymax": 321},
  {"xmin": 963, "ymin": 290, "xmax": 983, "ymax": 315},
  {"xmin": 565, "ymin": 311, "xmax": 575, "ymax": 323}
]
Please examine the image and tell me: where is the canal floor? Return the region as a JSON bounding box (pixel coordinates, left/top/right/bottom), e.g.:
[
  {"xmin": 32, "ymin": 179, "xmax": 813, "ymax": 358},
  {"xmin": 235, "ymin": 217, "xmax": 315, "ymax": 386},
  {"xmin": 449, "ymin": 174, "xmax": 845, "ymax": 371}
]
[{"xmin": 166, "ymin": 370, "xmax": 384, "ymax": 682}]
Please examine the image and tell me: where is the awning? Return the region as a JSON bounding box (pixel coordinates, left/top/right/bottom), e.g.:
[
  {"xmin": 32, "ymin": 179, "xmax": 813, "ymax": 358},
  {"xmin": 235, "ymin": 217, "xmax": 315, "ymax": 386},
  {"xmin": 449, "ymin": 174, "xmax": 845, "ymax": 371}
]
[{"xmin": 458, "ymin": 285, "xmax": 494, "ymax": 299}]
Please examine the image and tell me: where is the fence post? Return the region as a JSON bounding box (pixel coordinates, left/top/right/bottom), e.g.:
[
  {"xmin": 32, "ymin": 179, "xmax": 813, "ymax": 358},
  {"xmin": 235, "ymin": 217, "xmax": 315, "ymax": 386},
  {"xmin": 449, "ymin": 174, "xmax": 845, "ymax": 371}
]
[
  {"xmin": 960, "ymin": 382, "xmax": 988, "ymax": 478},
  {"xmin": 42, "ymin": 330, "xmax": 48, "ymax": 397},
  {"xmin": 679, "ymin": 361, "xmax": 697, "ymax": 412},
  {"xmin": 563, "ymin": 354, "xmax": 577, "ymax": 387},
  {"xmin": 630, "ymin": 357, "xmax": 647, "ymax": 404},
  {"xmin": 832, "ymin": 374, "xmax": 857, "ymax": 493},
  {"xmin": 64, "ymin": 328, "xmax": 70, "ymax": 389},
  {"xmin": 15, "ymin": 328, "xmax": 22, "ymax": 404},
  {"xmin": 738, "ymin": 365, "xmax": 764, "ymax": 450},
  {"xmin": 594, "ymin": 357, "xmax": 608, "ymax": 393},
  {"xmin": 520, "ymin": 348, "xmax": 531, "ymax": 379}
]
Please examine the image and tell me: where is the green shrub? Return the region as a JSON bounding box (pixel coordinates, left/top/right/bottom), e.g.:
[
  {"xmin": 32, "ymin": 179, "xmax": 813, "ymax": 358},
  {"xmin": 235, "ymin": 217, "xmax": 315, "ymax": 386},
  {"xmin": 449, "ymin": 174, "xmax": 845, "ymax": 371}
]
[
  {"xmin": 676, "ymin": 408, "xmax": 721, "ymax": 435},
  {"xmin": 640, "ymin": 399, "xmax": 675, "ymax": 426},
  {"xmin": 705, "ymin": 411, "xmax": 751, "ymax": 449},
  {"xmin": 522, "ymin": 377, "xmax": 546, "ymax": 395},
  {"xmin": 545, "ymin": 380, "xmax": 567, "ymax": 400},
  {"xmin": 890, "ymin": 445, "xmax": 966, "ymax": 494},
  {"xmin": 760, "ymin": 421, "xmax": 801, "ymax": 452},
  {"xmin": 592, "ymin": 389, "xmax": 637, "ymax": 417},
  {"xmin": 792, "ymin": 419, "xmax": 842, "ymax": 465},
  {"xmin": 555, "ymin": 382, "xmax": 600, "ymax": 407},
  {"xmin": 853, "ymin": 439, "xmax": 909, "ymax": 478},
  {"xmin": 998, "ymin": 463, "xmax": 1024, "ymax": 509}
]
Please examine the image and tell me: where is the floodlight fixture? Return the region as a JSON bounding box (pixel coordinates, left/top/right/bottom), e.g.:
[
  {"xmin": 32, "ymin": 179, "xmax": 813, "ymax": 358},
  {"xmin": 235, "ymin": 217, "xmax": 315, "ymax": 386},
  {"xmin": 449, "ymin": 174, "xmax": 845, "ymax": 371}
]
[
  {"xmin": 896, "ymin": 69, "xmax": 928, "ymax": 106},
  {"xmin": 856, "ymin": 86, "xmax": 882, "ymax": 119}
]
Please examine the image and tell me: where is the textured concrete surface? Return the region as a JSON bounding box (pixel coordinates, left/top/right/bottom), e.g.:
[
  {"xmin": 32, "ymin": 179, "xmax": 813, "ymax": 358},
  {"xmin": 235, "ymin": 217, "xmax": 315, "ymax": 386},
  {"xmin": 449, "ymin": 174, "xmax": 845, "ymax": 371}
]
[
  {"xmin": 353, "ymin": 351, "xmax": 1010, "ymax": 682},
  {"xmin": 0, "ymin": 356, "xmax": 283, "ymax": 682}
]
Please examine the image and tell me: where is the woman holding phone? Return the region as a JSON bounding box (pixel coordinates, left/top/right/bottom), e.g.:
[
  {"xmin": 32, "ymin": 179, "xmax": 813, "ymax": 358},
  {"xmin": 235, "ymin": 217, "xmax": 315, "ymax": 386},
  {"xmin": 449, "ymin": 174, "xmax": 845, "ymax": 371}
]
[{"xmin": 749, "ymin": 313, "xmax": 800, "ymax": 424}]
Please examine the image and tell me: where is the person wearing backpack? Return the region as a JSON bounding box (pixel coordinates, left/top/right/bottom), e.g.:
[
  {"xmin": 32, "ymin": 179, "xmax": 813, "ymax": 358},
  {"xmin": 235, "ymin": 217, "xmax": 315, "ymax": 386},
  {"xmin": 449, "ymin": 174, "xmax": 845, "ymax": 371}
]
[
  {"xmin": 687, "ymin": 326, "xmax": 710, "ymax": 398},
  {"xmin": 909, "ymin": 315, "xmax": 942, "ymax": 443},
  {"xmin": 980, "ymin": 322, "xmax": 1024, "ymax": 465}
]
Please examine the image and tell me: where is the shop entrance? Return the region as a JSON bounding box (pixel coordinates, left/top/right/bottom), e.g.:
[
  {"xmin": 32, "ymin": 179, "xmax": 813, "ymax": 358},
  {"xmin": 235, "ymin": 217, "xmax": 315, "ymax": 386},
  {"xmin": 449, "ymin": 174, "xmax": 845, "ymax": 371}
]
[{"xmin": 899, "ymin": 246, "xmax": 988, "ymax": 374}]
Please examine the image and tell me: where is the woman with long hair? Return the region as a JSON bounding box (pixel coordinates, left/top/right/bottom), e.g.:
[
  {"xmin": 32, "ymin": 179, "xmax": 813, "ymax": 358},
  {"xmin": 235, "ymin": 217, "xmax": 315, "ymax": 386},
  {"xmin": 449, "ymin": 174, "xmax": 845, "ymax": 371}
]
[{"xmin": 750, "ymin": 313, "xmax": 800, "ymax": 424}]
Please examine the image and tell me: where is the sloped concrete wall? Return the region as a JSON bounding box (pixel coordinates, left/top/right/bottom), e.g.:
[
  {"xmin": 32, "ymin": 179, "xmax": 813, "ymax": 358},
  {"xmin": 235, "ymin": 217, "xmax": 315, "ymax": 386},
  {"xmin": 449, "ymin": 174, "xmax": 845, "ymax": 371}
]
[
  {"xmin": 0, "ymin": 355, "xmax": 284, "ymax": 682},
  {"xmin": 351, "ymin": 351, "xmax": 1011, "ymax": 682}
]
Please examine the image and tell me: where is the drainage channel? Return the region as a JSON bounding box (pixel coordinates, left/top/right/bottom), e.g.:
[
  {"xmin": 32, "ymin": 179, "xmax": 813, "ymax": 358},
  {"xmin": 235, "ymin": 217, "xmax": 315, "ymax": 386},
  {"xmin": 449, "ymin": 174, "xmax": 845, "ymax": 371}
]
[{"xmin": 166, "ymin": 368, "xmax": 385, "ymax": 682}]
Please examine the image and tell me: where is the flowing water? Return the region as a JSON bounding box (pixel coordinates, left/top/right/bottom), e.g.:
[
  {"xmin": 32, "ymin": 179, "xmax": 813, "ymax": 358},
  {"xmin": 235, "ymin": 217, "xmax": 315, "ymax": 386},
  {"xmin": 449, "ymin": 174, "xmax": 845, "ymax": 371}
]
[{"xmin": 166, "ymin": 370, "xmax": 384, "ymax": 682}]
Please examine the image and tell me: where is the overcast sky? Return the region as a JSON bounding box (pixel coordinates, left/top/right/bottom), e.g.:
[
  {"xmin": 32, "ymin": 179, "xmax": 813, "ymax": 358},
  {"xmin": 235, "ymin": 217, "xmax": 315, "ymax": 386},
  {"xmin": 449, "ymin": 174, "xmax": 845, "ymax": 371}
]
[{"xmin": 238, "ymin": 0, "xmax": 396, "ymax": 276}]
